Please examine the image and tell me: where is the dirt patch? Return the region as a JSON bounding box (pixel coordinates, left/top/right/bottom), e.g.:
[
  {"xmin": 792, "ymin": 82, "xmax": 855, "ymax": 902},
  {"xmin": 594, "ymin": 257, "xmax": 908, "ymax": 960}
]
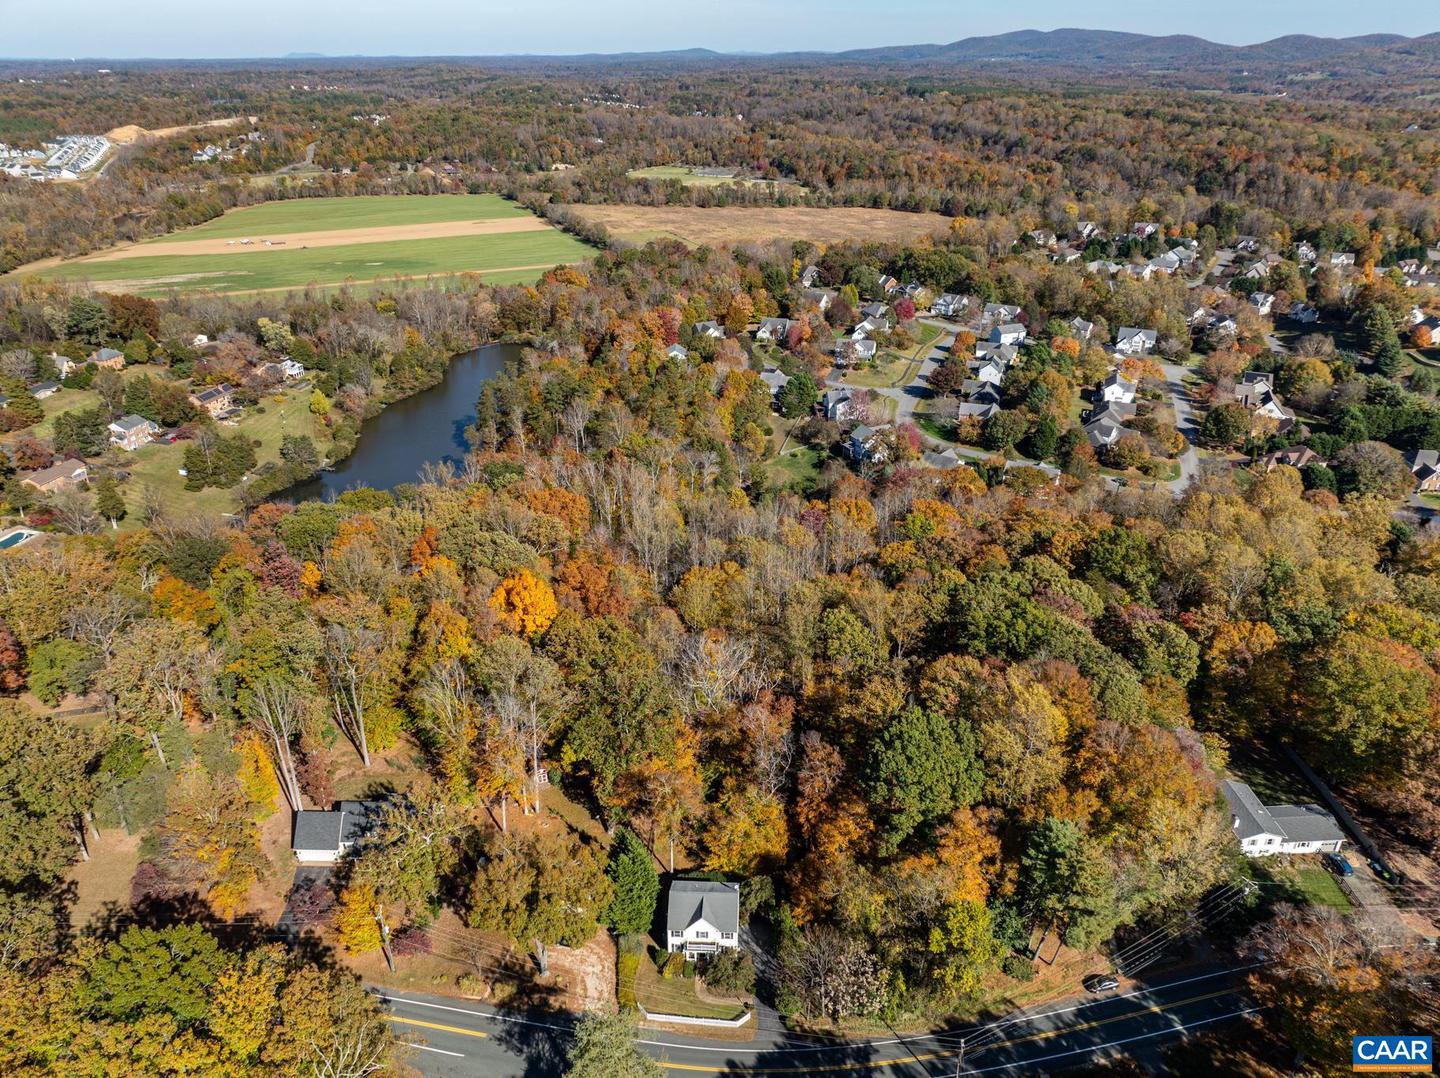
[
  {"xmin": 79, "ymin": 217, "xmax": 553, "ymax": 263},
  {"xmin": 66, "ymin": 828, "xmax": 141, "ymax": 931},
  {"xmin": 107, "ymin": 116, "xmax": 255, "ymax": 144},
  {"xmin": 562, "ymin": 204, "xmax": 954, "ymax": 247}
]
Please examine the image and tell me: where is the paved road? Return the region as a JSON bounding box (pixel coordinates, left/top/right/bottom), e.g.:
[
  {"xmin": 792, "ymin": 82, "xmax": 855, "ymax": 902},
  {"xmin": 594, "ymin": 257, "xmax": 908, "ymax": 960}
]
[
  {"xmin": 1157, "ymin": 360, "xmax": 1201, "ymax": 491},
  {"xmin": 826, "ymin": 320, "xmax": 953, "ymax": 425},
  {"xmin": 377, "ymin": 962, "xmax": 1258, "ymax": 1076}
]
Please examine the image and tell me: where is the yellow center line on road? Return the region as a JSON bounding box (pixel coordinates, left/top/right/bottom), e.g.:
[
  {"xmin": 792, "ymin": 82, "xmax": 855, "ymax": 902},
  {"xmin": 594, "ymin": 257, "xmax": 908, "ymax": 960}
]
[
  {"xmin": 385, "ymin": 1015, "xmax": 490, "ymax": 1039},
  {"xmin": 658, "ymin": 988, "xmax": 1238, "ymax": 1073}
]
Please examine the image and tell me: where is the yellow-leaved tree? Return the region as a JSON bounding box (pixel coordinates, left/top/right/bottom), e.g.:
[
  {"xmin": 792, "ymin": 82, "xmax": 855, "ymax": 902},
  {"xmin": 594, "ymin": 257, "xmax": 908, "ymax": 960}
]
[
  {"xmin": 335, "ymin": 881, "xmax": 383, "ymax": 953},
  {"xmin": 488, "ymin": 569, "xmax": 558, "ymax": 639},
  {"xmin": 235, "ymin": 731, "xmax": 280, "ymax": 818}
]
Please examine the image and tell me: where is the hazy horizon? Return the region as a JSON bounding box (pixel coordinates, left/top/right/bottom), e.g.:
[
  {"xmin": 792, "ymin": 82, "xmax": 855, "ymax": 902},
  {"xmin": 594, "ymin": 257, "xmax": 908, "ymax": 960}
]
[{"xmin": 2, "ymin": 0, "xmax": 1436, "ymax": 62}]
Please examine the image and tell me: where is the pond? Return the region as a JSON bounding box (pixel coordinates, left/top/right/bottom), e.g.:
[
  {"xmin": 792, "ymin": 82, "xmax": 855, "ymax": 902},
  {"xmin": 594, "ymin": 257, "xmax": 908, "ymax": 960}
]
[{"xmin": 283, "ymin": 341, "xmax": 519, "ymax": 501}]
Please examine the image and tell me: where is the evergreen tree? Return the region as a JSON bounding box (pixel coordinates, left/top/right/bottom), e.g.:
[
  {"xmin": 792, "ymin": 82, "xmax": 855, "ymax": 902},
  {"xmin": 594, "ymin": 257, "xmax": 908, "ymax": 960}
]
[
  {"xmin": 93, "ymin": 475, "xmax": 126, "ymax": 524},
  {"xmin": 604, "ymin": 827, "xmax": 660, "ymax": 937}
]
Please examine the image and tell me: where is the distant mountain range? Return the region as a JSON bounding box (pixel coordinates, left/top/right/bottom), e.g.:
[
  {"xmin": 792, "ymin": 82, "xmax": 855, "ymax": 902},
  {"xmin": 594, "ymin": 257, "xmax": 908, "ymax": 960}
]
[
  {"xmin": 9, "ymin": 29, "xmax": 1440, "ymax": 72},
  {"xmin": 831, "ymin": 28, "xmax": 1433, "ymax": 66}
]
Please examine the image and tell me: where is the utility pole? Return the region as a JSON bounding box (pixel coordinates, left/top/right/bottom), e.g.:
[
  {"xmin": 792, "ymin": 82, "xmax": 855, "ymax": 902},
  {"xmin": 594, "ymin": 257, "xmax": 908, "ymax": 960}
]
[
  {"xmin": 953, "ymin": 1036, "xmax": 966, "ymax": 1076},
  {"xmin": 376, "ymin": 903, "xmax": 395, "ymax": 973}
]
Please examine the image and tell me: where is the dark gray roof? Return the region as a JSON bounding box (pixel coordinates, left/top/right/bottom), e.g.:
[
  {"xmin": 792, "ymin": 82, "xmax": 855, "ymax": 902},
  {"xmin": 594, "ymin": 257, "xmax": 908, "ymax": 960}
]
[
  {"xmin": 1220, "ymin": 780, "xmax": 1276, "ymax": 841},
  {"xmin": 666, "ymin": 879, "xmax": 740, "ymax": 936},
  {"xmin": 292, "ymin": 810, "xmax": 343, "ymax": 852},
  {"xmin": 292, "ymin": 800, "xmax": 384, "ymax": 853},
  {"xmin": 1267, "ymin": 804, "xmax": 1347, "ymax": 843},
  {"xmin": 1220, "ymin": 780, "xmax": 1344, "ymax": 844}
]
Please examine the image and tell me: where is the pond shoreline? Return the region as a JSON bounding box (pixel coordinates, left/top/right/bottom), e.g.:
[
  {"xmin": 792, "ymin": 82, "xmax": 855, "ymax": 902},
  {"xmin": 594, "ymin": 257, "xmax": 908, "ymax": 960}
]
[{"xmin": 278, "ymin": 341, "xmax": 521, "ymax": 502}]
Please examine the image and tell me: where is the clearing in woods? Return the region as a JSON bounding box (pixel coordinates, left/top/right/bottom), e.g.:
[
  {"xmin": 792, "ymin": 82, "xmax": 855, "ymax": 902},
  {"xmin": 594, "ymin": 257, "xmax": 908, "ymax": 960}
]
[
  {"xmin": 28, "ymin": 194, "xmax": 595, "ymax": 296},
  {"xmin": 563, "ymin": 204, "xmax": 954, "ymax": 247}
]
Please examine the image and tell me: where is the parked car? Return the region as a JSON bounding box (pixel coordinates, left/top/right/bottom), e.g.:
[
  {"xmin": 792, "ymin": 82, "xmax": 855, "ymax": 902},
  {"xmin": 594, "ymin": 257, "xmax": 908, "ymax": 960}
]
[
  {"xmin": 1368, "ymin": 858, "xmax": 1399, "ymax": 884},
  {"xmin": 1083, "ymin": 974, "xmax": 1120, "ymax": 994},
  {"xmin": 1324, "ymin": 853, "xmax": 1355, "ymax": 877}
]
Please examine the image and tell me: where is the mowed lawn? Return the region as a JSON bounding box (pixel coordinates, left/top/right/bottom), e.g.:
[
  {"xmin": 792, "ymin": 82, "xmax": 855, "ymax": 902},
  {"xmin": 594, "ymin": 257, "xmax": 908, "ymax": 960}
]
[
  {"xmin": 148, "ymin": 193, "xmax": 530, "ymax": 242},
  {"xmin": 40, "ymin": 230, "xmax": 594, "ymax": 296}
]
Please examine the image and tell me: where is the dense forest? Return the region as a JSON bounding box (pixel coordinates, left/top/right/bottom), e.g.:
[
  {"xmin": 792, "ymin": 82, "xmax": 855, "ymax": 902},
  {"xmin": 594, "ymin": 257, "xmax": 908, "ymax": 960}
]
[
  {"xmin": 3, "ymin": 60, "xmax": 1440, "ymax": 268},
  {"xmin": 2, "ymin": 52, "xmax": 1440, "ymax": 1075},
  {"xmin": 1, "ymin": 217, "xmax": 1439, "ymax": 1071}
]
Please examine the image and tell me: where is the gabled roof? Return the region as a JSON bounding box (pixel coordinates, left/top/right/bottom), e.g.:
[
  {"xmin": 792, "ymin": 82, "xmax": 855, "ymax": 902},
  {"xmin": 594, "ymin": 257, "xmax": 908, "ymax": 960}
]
[
  {"xmin": 666, "ymin": 879, "xmax": 740, "ymax": 936},
  {"xmin": 1220, "ymin": 780, "xmax": 1344, "ymax": 845},
  {"xmin": 109, "ymin": 413, "xmax": 157, "ymax": 433},
  {"xmin": 291, "ymin": 800, "xmax": 385, "ymax": 854}
]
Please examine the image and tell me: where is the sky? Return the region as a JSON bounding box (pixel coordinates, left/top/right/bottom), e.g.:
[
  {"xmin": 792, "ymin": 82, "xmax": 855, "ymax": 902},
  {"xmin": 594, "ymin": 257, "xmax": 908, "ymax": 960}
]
[{"xmin": 2, "ymin": 0, "xmax": 1437, "ymax": 59}]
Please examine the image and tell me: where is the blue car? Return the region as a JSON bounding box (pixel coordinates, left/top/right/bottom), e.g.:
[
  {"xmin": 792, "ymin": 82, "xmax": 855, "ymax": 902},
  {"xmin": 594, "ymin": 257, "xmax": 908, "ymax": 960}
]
[{"xmin": 1324, "ymin": 853, "xmax": 1355, "ymax": 877}]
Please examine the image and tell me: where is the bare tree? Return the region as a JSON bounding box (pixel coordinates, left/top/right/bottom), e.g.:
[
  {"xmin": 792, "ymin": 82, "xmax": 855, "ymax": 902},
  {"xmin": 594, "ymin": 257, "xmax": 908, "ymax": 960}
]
[
  {"xmin": 49, "ymin": 487, "xmax": 100, "ymax": 535},
  {"xmin": 245, "ymin": 679, "xmax": 307, "ymax": 812},
  {"xmin": 320, "ymin": 620, "xmax": 382, "ymax": 768}
]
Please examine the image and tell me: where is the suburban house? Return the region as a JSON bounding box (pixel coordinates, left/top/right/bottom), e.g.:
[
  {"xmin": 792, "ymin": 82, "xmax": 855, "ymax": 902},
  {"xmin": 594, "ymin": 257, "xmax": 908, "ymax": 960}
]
[
  {"xmin": 1083, "ymin": 416, "xmax": 1130, "ymax": 449},
  {"xmin": 799, "ymin": 264, "xmax": 820, "ymax": 288},
  {"xmin": 89, "ymin": 347, "xmax": 125, "ymax": 370},
  {"xmin": 1235, "ymin": 373, "xmax": 1296, "ymax": 432},
  {"xmin": 1099, "ymin": 370, "xmax": 1138, "ymax": 404},
  {"xmin": 188, "ymin": 383, "xmax": 235, "ymax": 417},
  {"xmin": 974, "ymin": 343, "xmax": 1019, "ymax": 367},
  {"xmin": 108, "ymin": 414, "xmax": 161, "ymax": 451},
  {"xmin": 758, "ymin": 366, "xmax": 790, "ymax": 402},
  {"xmin": 1131, "ymin": 222, "xmax": 1160, "ymax": 239},
  {"xmin": 191, "ymin": 333, "xmax": 211, "ymax": 348},
  {"xmin": 19, "ymin": 459, "xmax": 89, "ymax": 493},
  {"xmin": 1328, "ymin": 252, "xmax": 1357, "ymax": 269},
  {"xmin": 1261, "ymin": 446, "xmax": 1321, "ymax": 472},
  {"xmin": 852, "ymin": 315, "xmax": 890, "ymax": 340},
  {"xmin": 666, "ymin": 343, "xmax": 689, "ymax": 361},
  {"xmin": 833, "ymin": 338, "xmax": 877, "ymax": 365},
  {"xmin": 860, "ymin": 303, "xmax": 888, "ymax": 320},
  {"xmin": 693, "ymin": 321, "xmax": 725, "ymax": 339},
  {"xmin": 666, "ymin": 879, "xmax": 741, "ymax": 960},
  {"xmin": 1220, "ymin": 780, "xmax": 1345, "ymax": 857},
  {"xmin": 1289, "ymin": 303, "xmax": 1320, "ymax": 324},
  {"xmin": 800, "ymin": 287, "xmax": 834, "ymax": 312},
  {"xmin": 956, "ymin": 401, "xmax": 1001, "ymax": 420},
  {"xmin": 969, "ymin": 357, "xmax": 1008, "ymax": 386},
  {"xmin": 1027, "ymin": 229, "xmax": 1058, "ymax": 248},
  {"xmin": 755, "ymin": 318, "xmax": 794, "ymax": 344},
  {"xmin": 291, "ymin": 800, "xmax": 386, "ymax": 864},
  {"xmin": 1294, "ymin": 241, "xmax": 1318, "ymax": 263},
  {"xmin": 961, "ymin": 380, "xmax": 1002, "ymax": 405},
  {"xmin": 1407, "ymin": 449, "xmax": 1440, "ymax": 492},
  {"xmin": 1114, "ymin": 327, "xmax": 1157, "ymax": 355},
  {"xmin": 990, "ymin": 322, "xmax": 1026, "ymax": 346},
  {"xmin": 932, "ymin": 293, "xmax": 968, "ymax": 318},
  {"xmin": 877, "ymin": 275, "xmax": 899, "ymax": 294},
  {"xmin": 981, "ymin": 303, "xmax": 1022, "ymax": 326},
  {"xmin": 1075, "ymin": 220, "xmax": 1103, "ymax": 241},
  {"xmin": 823, "ymin": 389, "xmax": 857, "ymax": 422},
  {"xmin": 28, "ymin": 381, "xmax": 59, "ymax": 400},
  {"xmin": 1068, "ymin": 317, "xmax": 1096, "ymax": 341},
  {"xmin": 1249, "ymin": 292, "xmax": 1276, "ymax": 316},
  {"xmin": 848, "ymin": 423, "xmax": 892, "ymax": 463}
]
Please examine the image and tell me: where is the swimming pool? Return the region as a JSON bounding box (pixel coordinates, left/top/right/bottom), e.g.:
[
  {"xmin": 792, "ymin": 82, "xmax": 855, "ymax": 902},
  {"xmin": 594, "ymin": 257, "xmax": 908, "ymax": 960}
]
[{"xmin": 0, "ymin": 529, "xmax": 37, "ymax": 550}]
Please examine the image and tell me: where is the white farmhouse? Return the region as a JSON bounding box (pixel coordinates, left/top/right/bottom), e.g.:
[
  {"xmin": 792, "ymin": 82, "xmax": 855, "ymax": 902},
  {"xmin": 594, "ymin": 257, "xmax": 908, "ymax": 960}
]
[
  {"xmin": 1220, "ymin": 780, "xmax": 1345, "ymax": 857},
  {"xmin": 666, "ymin": 880, "xmax": 741, "ymax": 960}
]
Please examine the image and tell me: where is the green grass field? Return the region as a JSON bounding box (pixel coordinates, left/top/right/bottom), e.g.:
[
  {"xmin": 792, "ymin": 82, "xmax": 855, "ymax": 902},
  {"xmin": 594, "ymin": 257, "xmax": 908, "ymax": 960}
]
[
  {"xmin": 40, "ymin": 231, "xmax": 594, "ymax": 296},
  {"xmin": 148, "ymin": 193, "xmax": 530, "ymax": 242},
  {"xmin": 33, "ymin": 195, "xmax": 595, "ymax": 296}
]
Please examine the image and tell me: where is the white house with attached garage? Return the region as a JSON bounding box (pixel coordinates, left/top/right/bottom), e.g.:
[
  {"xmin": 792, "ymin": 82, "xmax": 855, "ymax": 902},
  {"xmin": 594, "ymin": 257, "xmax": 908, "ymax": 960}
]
[
  {"xmin": 666, "ymin": 879, "xmax": 741, "ymax": 959},
  {"xmin": 1220, "ymin": 780, "xmax": 1345, "ymax": 856}
]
